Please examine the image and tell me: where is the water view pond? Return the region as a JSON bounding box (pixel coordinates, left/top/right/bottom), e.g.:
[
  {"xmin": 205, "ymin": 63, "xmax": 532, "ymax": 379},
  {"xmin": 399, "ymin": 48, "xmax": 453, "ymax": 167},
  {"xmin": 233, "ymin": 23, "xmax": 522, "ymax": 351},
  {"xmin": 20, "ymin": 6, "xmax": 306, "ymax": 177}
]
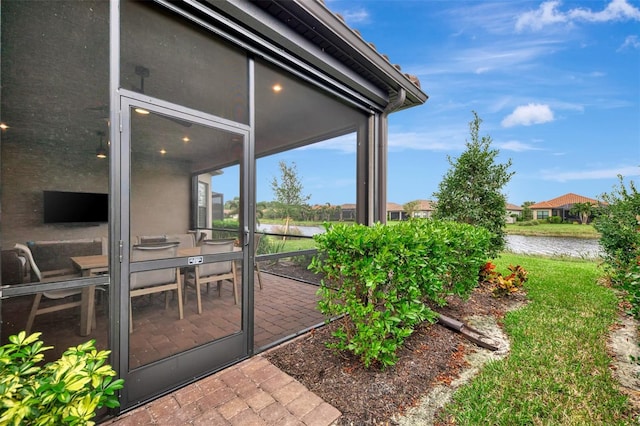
[
  {"xmin": 258, "ymin": 224, "xmax": 603, "ymax": 259},
  {"xmin": 505, "ymin": 235, "xmax": 602, "ymax": 259}
]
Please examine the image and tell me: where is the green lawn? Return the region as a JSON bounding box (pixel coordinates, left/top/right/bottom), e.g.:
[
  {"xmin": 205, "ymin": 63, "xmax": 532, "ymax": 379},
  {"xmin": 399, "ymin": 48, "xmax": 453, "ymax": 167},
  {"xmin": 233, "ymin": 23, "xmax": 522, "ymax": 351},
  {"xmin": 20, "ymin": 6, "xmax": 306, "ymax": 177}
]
[
  {"xmin": 258, "ymin": 234, "xmax": 317, "ymax": 253},
  {"xmin": 443, "ymin": 253, "xmax": 633, "ymax": 424},
  {"xmin": 505, "ymin": 223, "xmax": 600, "ymax": 238},
  {"xmin": 260, "ymin": 219, "xmax": 601, "ymax": 238}
]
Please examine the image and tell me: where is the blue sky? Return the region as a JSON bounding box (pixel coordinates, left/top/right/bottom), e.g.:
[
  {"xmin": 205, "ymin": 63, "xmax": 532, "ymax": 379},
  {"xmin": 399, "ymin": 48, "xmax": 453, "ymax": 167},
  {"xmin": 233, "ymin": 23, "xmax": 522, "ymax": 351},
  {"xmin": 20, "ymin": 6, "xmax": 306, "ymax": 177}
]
[{"xmin": 220, "ymin": 0, "xmax": 640, "ymax": 208}]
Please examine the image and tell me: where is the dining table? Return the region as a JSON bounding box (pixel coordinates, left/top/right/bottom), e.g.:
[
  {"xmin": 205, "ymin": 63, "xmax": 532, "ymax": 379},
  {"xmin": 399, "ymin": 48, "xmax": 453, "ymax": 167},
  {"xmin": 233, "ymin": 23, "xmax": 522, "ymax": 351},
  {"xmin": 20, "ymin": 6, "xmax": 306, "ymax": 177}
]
[
  {"xmin": 70, "ymin": 255, "xmax": 107, "ymax": 336},
  {"xmin": 70, "ymin": 246, "xmax": 235, "ymax": 335}
]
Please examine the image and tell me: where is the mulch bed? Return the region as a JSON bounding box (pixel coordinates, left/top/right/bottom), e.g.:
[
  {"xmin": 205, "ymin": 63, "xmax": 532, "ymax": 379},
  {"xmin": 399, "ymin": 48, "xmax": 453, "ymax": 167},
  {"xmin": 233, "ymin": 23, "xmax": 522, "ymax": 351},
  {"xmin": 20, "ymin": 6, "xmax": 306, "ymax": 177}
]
[{"xmin": 262, "ymin": 261, "xmax": 520, "ymax": 425}]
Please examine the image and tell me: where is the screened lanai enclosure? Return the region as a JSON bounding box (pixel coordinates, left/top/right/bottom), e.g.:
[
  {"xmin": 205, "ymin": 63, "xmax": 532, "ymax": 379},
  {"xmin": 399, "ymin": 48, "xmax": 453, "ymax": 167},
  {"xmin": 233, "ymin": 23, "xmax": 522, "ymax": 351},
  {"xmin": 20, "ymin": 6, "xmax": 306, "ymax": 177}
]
[{"xmin": 0, "ymin": 0, "xmax": 426, "ymax": 417}]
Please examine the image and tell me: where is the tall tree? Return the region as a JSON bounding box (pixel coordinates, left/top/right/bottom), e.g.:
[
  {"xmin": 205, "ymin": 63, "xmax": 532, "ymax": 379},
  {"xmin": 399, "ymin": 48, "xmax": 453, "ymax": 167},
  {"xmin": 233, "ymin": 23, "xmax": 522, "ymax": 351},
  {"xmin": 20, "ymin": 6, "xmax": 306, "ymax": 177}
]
[
  {"xmin": 521, "ymin": 201, "xmax": 536, "ymax": 221},
  {"xmin": 403, "ymin": 200, "xmax": 420, "ymax": 219},
  {"xmin": 224, "ymin": 196, "xmax": 240, "ymax": 218},
  {"xmin": 433, "ymin": 111, "xmax": 514, "ymax": 258},
  {"xmin": 569, "ymin": 202, "xmax": 594, "ymax": 224},
  {"xmin": 270, "ymin": 161, "xmax": 311, "ymax": 234}
]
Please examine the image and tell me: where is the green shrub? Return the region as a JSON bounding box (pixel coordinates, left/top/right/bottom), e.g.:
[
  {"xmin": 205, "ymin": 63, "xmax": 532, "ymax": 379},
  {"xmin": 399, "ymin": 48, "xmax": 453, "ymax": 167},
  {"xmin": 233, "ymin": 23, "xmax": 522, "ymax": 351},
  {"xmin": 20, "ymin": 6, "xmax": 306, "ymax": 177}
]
[
  {"xmin": 310, "ymin": 220, "xmax": 491, "ymax": 369},
  {"xmin": 516, "ymin": 220, "xmax": 540, "ymax": 226},
  {"xmin": 261, "ymin": 235, "xmax": 286, "ymax": 255},
  {"xmin": 255, "ymin": 233, "xmax": 270, "ymax": 255},
  {"xmin": 547, "ymin": 216, "xmax": 563, "ymax": 224},
  {"xmin": 431, "ymin": 220, "xmax": 492, "ymax": 298},
  {"xmin": 212, "ymin": 219, "xmax": 238, "ymax": 229},
  {"xmin": 595, "ymin": 175, "xmax": 640, "ymax": 316},
  {"xmin": 211, "ymin": 219, "xmax": 239, "ymax": 239},
  {"xmin": 624, "ymin": 259, "xmax": 640, "ymax": 317},
  {"xmin": 0, "ymin": 332, "xmax": 123, "ymax": 426}
]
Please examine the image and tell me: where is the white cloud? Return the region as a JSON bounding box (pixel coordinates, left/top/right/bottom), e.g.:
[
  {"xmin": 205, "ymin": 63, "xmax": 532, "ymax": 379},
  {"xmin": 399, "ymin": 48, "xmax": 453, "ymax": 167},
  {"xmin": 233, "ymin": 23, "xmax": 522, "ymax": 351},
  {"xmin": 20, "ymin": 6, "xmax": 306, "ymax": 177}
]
[
  {"xmin": 388, "ymin": 131, "xmax": 460, "ymax": 151},
  {"xmin": 618, "ymin": 35, "xmax": 640, "ymax": 51},
  {"xmin": 501, "ymin": 104, "xmax": 555, "ymax": 127},
  {"xmin": 298, "ymin": 134, "xmax": 357, "ymax": 154},
  {"xmin": 550, "ymin": 100, "xmax": 585, "ymax": 112},
  {"xmin": 340, "ymin": 8, "xmax": 369, "ymax": 24},
  {"xmin": 410, "ymin": 38, "xmax": 563, "ymax": 78},
  {"xmin": 516, "ymin": 1, "xmax": 567, "ymax": 32},
  {"xmin": 569, "ymin": 0, "xmax": 640, "ymax": 22},
  {"xmin": 498, "ymin": 140, "xmax": 543, "ymax": 152},
  {"xmin": 516, "ymin": 0, "xmax": 640, "ymax": 32},
  {"xmin": 541, "ymin": 165, "xmax": 640, "ymax": 182}
]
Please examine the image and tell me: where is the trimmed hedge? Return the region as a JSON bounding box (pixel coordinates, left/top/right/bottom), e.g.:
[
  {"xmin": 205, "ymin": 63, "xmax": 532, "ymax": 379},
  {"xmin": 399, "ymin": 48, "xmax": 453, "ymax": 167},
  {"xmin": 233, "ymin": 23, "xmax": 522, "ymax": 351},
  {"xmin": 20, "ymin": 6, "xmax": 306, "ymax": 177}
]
[{"xmin": 310, "ymin": 219, "xmax": 491, "ymax": 368}]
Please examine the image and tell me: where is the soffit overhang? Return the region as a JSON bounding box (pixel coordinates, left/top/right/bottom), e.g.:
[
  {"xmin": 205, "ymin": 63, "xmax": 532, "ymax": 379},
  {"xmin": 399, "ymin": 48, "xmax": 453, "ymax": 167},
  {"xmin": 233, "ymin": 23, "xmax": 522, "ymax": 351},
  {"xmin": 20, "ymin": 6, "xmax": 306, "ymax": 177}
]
[{"xmin": 200, "ymin": 0, "xmax": 428, "ymax": 112}]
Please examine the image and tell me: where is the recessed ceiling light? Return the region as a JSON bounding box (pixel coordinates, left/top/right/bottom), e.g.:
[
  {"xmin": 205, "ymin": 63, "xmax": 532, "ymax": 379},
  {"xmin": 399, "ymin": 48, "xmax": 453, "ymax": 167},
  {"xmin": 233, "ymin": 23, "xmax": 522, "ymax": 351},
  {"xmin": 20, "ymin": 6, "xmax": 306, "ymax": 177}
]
[
  {"xmin": 159, "ymin": 149, "xmax": 167, "ymax": 155},
  {"xmin": 135, "ymin": 108, "xmax": 150, "ymax": 115},
  {"xmin": 0, "ymin": 123, "xmax": 9, "ymax": 130},
  {"xmin": 182, "ymin": 136, "xmax": 190, "ymax": 143},
  {"xmin": 272, "ymin": 84, "xmax": 282, "ymax": 93}
]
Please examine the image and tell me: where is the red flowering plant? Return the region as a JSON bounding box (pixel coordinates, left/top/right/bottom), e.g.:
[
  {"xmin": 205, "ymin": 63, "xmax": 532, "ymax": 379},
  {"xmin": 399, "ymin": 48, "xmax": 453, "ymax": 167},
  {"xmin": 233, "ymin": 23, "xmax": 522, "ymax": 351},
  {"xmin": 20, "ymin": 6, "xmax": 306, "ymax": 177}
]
[
  {"xmin": 478, "ymin": 261, "xmax": 498, "ymax": 284},
  {"xmin": 479, "ymin": 262, "xmax": 528, "ymax": 297}
]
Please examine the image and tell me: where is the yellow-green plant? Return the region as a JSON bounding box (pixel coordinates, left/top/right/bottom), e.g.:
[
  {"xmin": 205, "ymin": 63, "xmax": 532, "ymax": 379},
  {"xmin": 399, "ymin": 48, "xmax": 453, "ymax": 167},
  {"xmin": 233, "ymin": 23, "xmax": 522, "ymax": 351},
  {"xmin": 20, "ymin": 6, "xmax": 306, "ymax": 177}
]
[
  {"xmin": 480, "ymin": 262, "xmax": 528, "ymax": 297},
  {"xmin": 0, "ymin": 331, "xmax": 124, "ymax": 426}
]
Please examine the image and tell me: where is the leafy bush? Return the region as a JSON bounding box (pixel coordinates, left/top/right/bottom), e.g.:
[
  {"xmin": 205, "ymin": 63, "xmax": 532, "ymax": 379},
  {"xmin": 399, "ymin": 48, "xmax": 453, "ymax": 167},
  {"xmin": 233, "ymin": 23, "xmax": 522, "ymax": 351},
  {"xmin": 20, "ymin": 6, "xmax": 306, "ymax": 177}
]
[
  {"xmin": 260, "ymin": 235, "xmax": 286, "ymax": 255},
  {"xmin": 310, "ymin": 220, "xmax": 491, "ymax": 369},
  {"xmin": 547, "ymin": 216, "xmax": 563, "ymax": 224},
  {"xmin": 0, "ymin": 332, "xmax": 123, "ymax": 426},
  {"xmin": 595, "ymin": 175, "xmax": 640, "ymax": 316},
  {"xmin": 255, "ymin": 233, "xmax": 270, "ymax": 255},
  {"xmin": 623, "ymin": 258, "xmax": 640, "ymax": 317},
  {"xmin": 516, "ymin": 220, "xmax": 540, "ymax": 227},
  {"xmin": 211, "ymin": 219, "xmax": 239, "ymax": 239}
]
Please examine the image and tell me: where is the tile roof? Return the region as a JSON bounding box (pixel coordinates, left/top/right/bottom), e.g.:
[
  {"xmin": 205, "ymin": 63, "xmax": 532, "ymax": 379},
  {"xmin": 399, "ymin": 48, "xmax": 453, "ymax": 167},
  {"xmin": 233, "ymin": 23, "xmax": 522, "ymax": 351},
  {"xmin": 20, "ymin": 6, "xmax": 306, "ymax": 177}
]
[
  {"xmin": 387, "ymin": 200, "xmax": 435, "ymax": 212},
  {"xmin": 386, "ymin": 202, "xmax": 404, "ymax": 212},
  {"xmin": 529, "ymin": 193, "xmax": 599, "ymax": 209},
  {"xmin": 332, "ymin": 12, "xmax": 422, "ymax": 90},
  {"xmin": 506, "ymin": 203, "xmax": 523, "ymax": 211},
  {"xmin": 415, "ymin": 199, "xmax": 436, "ymax": 211}
]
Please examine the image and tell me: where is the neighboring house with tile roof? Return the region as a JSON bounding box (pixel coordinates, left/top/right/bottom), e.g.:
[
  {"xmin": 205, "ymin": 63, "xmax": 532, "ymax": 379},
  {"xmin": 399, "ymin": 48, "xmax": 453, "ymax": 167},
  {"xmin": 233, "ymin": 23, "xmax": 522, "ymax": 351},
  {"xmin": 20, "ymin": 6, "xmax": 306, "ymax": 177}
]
[
  {"xmin": 310, "ymin": 203, "xmax": 358, "ymax": 222},
  {"xmin": 386, "ymin": 202, "xmax": 405, "ymax": 220},
  {"xmin": 529, "ymin": 193, "xmax": 601, "ymax": 223},
  {"xmin": 387, "ymin": 200, "xmax": 436, "ymax": 220},
  {"xmin": 506, "ymin": 203, "xmax": 523, "ymax": 224},
  {"xmin": 340, "ymin": 203, "xmax": 357, "ymax": 221},
  {"xmin": 413, "ymin": 199, "xmax": 436, "ymax": 219}
]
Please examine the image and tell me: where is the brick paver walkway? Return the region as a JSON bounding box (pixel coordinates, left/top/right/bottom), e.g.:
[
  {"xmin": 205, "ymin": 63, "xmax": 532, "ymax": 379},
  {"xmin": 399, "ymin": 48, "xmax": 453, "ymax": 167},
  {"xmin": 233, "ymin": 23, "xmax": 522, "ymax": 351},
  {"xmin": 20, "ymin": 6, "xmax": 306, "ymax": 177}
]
[{"xmin": 102, "ymin": 355, "xmax": 341, "ymax": 426}]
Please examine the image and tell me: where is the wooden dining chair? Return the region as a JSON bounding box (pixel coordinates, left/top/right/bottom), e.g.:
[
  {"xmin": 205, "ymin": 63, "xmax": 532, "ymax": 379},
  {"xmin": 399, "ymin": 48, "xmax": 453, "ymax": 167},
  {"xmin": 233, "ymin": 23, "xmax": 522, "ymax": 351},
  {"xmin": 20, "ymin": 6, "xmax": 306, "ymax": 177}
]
[
  {"xmin": 185, "ymin": 239, "xmax": 237, "ymax": 314},
  {"xmin": 130, "ymin": 242, "xmax": 183, "ymax": 332},
  {"xmin": 14, "ymin": 243, "xmax": 86, "ymax": 334}
]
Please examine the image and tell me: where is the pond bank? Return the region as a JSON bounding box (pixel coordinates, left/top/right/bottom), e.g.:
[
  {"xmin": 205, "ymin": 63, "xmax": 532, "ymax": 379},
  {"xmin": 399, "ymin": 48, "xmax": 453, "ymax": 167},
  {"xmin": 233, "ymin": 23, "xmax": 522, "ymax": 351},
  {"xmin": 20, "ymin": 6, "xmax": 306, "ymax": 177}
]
[
  {"xmin": 505, "ymin": 223, "xmax": 600, "ymax": 239},
  {"xmin": 505, "ymin": 234, "xmax": 602, "ymax": 259}
]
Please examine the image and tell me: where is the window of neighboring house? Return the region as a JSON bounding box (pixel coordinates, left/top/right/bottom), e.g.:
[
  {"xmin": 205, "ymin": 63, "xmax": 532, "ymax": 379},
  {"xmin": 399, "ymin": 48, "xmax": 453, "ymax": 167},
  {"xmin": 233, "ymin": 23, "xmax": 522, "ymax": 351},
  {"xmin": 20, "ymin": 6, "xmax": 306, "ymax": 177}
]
[{"xmin": 536, "ymin": 211, "xmax": 549, "ymax": 220}]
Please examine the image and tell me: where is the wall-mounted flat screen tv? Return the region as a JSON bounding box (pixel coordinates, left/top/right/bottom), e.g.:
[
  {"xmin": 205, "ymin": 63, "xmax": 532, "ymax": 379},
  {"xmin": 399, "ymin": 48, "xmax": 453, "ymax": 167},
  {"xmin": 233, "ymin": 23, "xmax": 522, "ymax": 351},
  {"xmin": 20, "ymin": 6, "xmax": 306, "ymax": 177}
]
[{"xmin": 43, "ymin": 191, "xmax": 108, "ymax": 224}]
